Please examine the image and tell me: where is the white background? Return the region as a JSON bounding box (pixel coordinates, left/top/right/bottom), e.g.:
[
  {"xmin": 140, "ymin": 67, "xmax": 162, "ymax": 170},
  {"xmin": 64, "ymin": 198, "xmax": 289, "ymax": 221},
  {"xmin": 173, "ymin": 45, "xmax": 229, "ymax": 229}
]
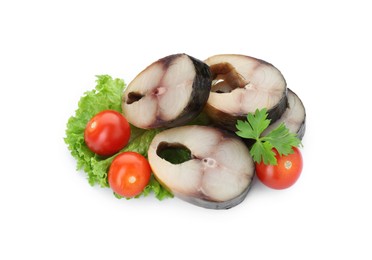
[{"xmin": 1, "ymin": 0, "xmax": 371, "ymax": 259}]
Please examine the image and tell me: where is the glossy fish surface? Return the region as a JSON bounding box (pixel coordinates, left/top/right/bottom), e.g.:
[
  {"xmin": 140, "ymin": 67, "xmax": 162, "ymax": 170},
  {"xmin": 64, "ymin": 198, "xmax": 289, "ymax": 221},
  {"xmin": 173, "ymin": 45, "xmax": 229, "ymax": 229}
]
[
  {"xmin": 148, "ymin": 125, "xmax": 255, "ymax": 209},
  {"xmin": 122, "ymin": 54, "xmax": 212, "ymax": 129}
]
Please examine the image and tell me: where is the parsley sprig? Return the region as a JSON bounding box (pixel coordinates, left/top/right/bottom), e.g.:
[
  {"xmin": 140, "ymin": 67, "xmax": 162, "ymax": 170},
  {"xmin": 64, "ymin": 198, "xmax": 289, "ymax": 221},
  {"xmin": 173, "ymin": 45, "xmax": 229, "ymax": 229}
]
[{"xmin": 236, "ymin": 108, "xmax": 301, "ymax": 165}]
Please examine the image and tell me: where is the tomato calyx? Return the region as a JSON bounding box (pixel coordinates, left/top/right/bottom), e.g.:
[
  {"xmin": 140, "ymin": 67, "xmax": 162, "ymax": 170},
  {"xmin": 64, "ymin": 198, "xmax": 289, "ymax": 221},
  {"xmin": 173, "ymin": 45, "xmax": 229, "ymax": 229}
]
[{"xmin": 284, "ymin": 160, "xmax": 292, "ymax": 170}]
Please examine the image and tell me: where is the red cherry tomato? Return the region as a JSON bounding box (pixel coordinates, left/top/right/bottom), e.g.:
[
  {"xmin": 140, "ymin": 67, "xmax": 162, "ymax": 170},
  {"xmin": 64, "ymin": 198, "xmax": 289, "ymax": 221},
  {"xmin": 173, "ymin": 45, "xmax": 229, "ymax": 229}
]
[
  {"xmin": 256, "ymin": 147, "xmax": 303, "ymax": 189},
  {"xmin": 108, "ymin": 152, "xmax": 151, "ymax": 198},
  {"xmin": 84, "ymin": 110, "xmax": 130, "ymax": 156}
]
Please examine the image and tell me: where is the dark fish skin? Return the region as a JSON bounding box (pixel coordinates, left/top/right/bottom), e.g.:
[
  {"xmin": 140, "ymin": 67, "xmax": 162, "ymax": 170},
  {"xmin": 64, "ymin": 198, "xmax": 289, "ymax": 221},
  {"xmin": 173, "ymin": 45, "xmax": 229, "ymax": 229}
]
[
  {"xmin": 204, "ymin": 54, "xmax": 288, "ymax": 132},
  {"xmin": 288, "ymin": 89, "xmax": 306, "ymax": 140},
  {"xmin": 176, "ymin": 176, "xmax": 254, "ymax": 210},
  {"xmin": 204, "ymin": 89, "xmax": 288, "ymax": 133},
  {"xmin": 123, "ymin": 53, "xmax": 212, "ymax": 129},
  {"xmin": 160, "ymin": 54, "xmax": 212, "ymax": 128},
  {"xmin": 203, "ymin": 103, "xmax": 244, "ymax": 132},
  {"xmin": 152, "ymin": 174, "xmax": 254, "ymax": 210},
  {"xmin": 148, "ymin": 125, "xmax": 255, "ymax": 210},
  {"xmin": 158, "ymin": 53, "xmax": 182, "ymax": 68},
  {"xmin": 260, "ymin": 88, "xmax": 306, "ymax": 141},
  {"xmin": 297, "ymin": 120, "xmax": 306, "ymax": 140},
  {"xmin": 267, "ymin": 88, "xmax": 288, "ymax": 125}
]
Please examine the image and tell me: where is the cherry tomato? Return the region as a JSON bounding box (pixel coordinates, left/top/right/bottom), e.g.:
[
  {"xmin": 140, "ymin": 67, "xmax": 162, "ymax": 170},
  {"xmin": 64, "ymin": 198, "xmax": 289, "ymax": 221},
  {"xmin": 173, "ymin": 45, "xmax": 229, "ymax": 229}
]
[
  {"xmin": 84, "ymin": 110, "xmax": 130, "ymax": 156},
  {"xmin": 256, "ymin": 147, "xmax": 303, "ymax": 189},
  {"xmin": 108, "ymin": 152, "xmax": 151, "ymax": 197}
]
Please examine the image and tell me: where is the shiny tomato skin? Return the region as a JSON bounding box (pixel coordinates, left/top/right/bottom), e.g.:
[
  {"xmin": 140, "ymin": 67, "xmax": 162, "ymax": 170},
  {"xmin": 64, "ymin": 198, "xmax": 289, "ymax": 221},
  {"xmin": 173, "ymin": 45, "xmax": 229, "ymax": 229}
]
[
  {"xmin": 108, "ymin": 152, "xmax": 151, "ymax": 198},
  {"xmin": 84, "ymin": 110, "xmax": 130, "ymax": 156},
  {"xmin": 256, "ymin": 147, "xmax": 303, "ymax": 189}
]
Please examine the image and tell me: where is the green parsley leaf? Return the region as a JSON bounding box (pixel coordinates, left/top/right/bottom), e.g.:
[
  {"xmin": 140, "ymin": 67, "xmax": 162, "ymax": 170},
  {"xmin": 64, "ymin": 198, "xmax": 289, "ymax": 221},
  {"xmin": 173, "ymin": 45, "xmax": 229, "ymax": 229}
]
[
  {"xmin": 262, "ymin": 123, "xmax": 301, "ymax": 156},
  {"xmin": 235, "ymin": 108, "xmax": 301, "ymax": 165},
  {"xmin": 250, "ymin": 141, "xmax": 276, "ymax": 165},
  {"xmin": 236, "ymin": 108, "xmax": 270, "ymax": 140}
]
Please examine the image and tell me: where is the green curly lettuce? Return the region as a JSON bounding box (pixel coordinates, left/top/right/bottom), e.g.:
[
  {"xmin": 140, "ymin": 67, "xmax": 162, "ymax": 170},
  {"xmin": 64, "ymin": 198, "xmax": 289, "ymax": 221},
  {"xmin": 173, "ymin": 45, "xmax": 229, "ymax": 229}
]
[
  {"xmin": 90, "ymin": 128, "xmax": 173, "ymax": 200},
  {"xmin": 64, "ymin": 75, "xmax": 173, "ymax": 200}
]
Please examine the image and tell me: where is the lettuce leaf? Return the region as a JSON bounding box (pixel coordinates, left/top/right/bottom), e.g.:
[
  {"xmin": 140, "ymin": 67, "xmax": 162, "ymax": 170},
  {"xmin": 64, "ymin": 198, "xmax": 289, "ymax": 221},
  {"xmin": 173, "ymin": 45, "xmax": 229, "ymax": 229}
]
[
  {"xmin": 64, "ymin": 75, "xmax": 173, "ymax": 200},
  {"xmin": 90, "ymin": 128, "xmax": 173, "ymax": 200},
  {"xmin": 64, "ymin": 75, "xmax": 124, "ymax": 179}
]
